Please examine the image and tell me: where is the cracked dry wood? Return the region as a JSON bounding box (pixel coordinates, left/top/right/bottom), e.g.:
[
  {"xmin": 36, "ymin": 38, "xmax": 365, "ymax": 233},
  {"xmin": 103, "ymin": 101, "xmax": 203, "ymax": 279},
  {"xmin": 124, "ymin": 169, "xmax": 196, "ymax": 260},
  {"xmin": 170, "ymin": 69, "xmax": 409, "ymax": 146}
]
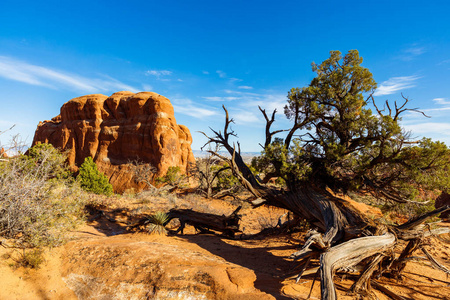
[{"xmin": 319, "ymin": 233, "xmax": 396, "ymax": 300}]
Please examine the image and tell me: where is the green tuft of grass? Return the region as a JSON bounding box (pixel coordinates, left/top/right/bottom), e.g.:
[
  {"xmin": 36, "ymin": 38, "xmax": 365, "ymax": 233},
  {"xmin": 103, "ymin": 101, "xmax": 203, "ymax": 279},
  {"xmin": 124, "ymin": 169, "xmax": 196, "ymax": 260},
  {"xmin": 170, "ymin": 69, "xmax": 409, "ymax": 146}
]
[{"xmin": 147, "ymin": 211, "xmax": 169, "ymax": 235}]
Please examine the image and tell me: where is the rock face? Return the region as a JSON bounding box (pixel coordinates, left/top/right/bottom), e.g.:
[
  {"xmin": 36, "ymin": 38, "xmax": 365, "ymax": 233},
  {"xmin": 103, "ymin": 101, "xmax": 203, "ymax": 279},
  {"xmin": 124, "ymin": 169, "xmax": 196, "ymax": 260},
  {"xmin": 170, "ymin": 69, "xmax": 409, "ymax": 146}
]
[
  {"xmin": 61, "ymin": 236, "xmax": 273, "ymax": 300},
  {"xmin": 32, "ymin": 91, "xmax": 195, "ymax": 193},
  {"xmin": 435, "ymin": 191, "xmax": 450, "ymax": 219},
  {"xmin": 0, "ymin": 148, "xmax": 6, "ymax": 158}
]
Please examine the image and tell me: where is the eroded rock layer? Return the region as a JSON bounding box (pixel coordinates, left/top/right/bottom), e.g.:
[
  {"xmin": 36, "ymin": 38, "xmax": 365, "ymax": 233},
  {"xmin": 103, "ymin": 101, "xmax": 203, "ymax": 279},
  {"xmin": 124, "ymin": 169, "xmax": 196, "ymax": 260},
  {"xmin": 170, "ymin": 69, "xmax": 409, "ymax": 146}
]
[{"xmin": 32, "ymin": 91, "xmax": 195, "ymax": 193}]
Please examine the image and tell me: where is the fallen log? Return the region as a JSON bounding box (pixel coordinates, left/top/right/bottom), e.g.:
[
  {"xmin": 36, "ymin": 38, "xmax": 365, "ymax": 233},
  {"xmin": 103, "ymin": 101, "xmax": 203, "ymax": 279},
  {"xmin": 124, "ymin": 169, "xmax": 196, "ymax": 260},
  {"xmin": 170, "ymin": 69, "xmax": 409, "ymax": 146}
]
[{"xmin": 165, "ymin": 206, "xmax": 242, "ymax": 238}]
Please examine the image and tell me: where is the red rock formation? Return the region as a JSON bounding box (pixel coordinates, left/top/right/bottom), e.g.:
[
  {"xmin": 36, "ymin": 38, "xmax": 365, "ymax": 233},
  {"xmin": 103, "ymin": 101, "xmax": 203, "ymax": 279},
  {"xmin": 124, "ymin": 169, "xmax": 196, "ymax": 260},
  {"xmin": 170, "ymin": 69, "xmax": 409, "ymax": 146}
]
[
  {"xmin": 32, "ymin": 91, "xmax": 195, "ymax": 193},
  {"xmin": 0, "ymin": 148, "xmax": 7, "ymax": 158},
  {"xmin": 435, "ymin": 191, "xmax": 450, "ymax": 219}
]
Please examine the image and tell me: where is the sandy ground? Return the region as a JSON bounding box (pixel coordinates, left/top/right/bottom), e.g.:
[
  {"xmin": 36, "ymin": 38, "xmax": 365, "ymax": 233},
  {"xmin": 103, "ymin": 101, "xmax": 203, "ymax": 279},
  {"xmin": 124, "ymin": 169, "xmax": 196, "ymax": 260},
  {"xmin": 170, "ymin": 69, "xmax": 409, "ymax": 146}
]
[{"xmin": 1, "ymin": 193, "xmax": 449, "ymax": 300}]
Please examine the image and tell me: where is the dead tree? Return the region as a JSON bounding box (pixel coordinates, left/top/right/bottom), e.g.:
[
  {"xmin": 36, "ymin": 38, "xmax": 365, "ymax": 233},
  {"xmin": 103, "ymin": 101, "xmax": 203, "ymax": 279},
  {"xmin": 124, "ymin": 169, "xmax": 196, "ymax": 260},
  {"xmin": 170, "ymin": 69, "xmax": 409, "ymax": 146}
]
[
  {"xmin": 201, "ymin": 50, "xmax": 450, "ymax": 299},
  {"xmin": 194, "ymin": 145, "xmax": 239, "ymax": 198},
  {"xmin": 165, "ymin": 206, "xmax": 242, "ymax": 238}
]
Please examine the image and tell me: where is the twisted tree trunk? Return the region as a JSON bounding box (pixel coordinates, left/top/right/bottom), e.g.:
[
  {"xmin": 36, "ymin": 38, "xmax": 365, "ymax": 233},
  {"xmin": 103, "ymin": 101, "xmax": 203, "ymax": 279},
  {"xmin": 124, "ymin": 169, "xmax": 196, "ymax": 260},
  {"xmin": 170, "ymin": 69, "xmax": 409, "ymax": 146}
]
[{"xmin": 202, "ymin": 106, "xmax": 450, "ymax": 299}]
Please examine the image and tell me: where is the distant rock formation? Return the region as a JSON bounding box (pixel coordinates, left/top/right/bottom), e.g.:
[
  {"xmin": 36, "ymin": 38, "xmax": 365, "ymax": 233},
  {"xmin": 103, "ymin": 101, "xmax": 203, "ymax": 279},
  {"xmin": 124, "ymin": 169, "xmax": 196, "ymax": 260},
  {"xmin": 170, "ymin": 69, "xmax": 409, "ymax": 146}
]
[{"xmin": 32, "ymin": 91, "xmax": 195, "ymax": 193}]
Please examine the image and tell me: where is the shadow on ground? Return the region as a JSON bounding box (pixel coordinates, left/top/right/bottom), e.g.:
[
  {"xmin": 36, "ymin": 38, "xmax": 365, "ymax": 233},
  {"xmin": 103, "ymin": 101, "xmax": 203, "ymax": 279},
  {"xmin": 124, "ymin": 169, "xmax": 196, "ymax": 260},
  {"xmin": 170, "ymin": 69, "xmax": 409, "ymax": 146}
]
[{"xmin": 178, "ymin": 233, "xmax": 298, "ymax": 299}]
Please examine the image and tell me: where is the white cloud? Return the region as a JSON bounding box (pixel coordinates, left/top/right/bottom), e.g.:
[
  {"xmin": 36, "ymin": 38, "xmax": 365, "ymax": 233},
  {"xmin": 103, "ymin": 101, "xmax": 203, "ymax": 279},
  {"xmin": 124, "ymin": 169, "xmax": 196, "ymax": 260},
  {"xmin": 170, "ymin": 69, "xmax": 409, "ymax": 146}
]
[
  {"xmin": 374, "ymin": 76, "xmax": 419, "ymax": 96},
  {"xmin": 203, "ymin": 96, "xmax": 239, "ymax": 102},
  {"xmin": 171, "ymin": 98, "xmax": 218, "ymax": 118},
  {"xmin": 216, "ymin": 70, "xmax": 227, "ymax": 78},
  {"xmin": 399, "ymin": 46, "xmax": 426, "ymax": 61},
  {"xmin": 142, "ymin": 84, "xmax": 153, "ymax": 91},
  {"xmin": 403, "ymin": 122, "xmax": 450, "ymax": 135},
  {"xmin": 433, "ymin": 98, "xmax": 450, "ymax": 105},
  {"xmin": 232, "ymin": 111, "xmax": 260, "ymax": 124},
  {"xmin": 202, "ymin": 71, "xmax": 209, "ymax": 75},
  {"xmin": 238, "ymin": 86, "xmax": 253, "ymax": 90},
  {"xmin": 438, "ymin": 59, "xmax": 450, "ymax": 65},
  {"xmin": 0, "ymin": 56, "xmax": 138, "ymax": 93},
  {"xmin": 145, "ymin": 70, "xmax": 172, "ymax": 77}
]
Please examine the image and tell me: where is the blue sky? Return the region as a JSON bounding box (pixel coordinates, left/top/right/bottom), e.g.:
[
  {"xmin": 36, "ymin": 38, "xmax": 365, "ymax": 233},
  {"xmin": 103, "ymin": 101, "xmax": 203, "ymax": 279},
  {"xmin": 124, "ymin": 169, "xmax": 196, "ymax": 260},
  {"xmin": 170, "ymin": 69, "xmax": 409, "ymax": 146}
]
[{"xmin": 1, "ymin": 0, "xmax": 450, "ymax": 151}]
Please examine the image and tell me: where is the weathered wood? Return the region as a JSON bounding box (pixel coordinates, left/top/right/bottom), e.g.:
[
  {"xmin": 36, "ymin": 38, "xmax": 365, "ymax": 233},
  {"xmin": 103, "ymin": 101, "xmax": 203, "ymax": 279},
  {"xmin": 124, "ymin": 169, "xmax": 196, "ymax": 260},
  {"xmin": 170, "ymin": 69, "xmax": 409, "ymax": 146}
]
[
  {"xmin": 396, "ymin": 227, "xmax": 450, "ymax": 240},
  {"xmin": 391, "ymin": 239, "xmax": 421, "ymax": 276},
  {"xmin": 421, "ymin": 246, "xmax": 450, "ymax": 275},
  {"xmin": 396, "ymin": 205, "xmax": 450, "ymax": 230},
  {"xmin": 165, "ymin": 206, "xmax": 242, "ymax": 237},
  {"xmin": 319, "ymin": 233, "xmax": 395, "ymax": 300},
  {"xmin": 351, "ymin": 254, "xmax": 384, "ymax": 294}
]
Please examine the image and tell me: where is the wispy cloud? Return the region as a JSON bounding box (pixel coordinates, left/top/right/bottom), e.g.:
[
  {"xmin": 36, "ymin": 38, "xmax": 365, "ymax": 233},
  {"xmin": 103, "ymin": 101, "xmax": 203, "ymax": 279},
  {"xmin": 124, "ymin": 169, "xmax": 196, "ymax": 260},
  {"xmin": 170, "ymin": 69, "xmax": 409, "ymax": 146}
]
[
  {"xmin": 145, "ymin": 70, "xmax": 172, "ymax": 77},
  {"xmin": 216, "ymin": 70, "xmax": 227, "ymax": 78},
  {"xmin": 0, "ymin": 56, "xmax": 138, "ymax": 93},
  {"xmin": 203, "ymin": 90, "xmax": 287, "ymax": 126},
  {"xmin": 398, "ymin": 46, "xmax": 426, "ymax": 61},
  {"xmin": 403, "ymin": 122, "xmax": 450, "ymax": 136},
  {"xmin": 142, "ymin": 83, "xmax": 153, "ymax": 91},
  {"xmin": 238, "ymin": 86, "xmax": 253, "ymax": 90},
  {"xmin": 202, "ymin": 70, "xmax": 210, "ymax": 75},
  {"xmin": 215, "ymin": 70, "xmax": 243, "ymax": 83},
  {"xmin": 203, "ymin": 96, "xmax": 239, "ymax": 102},
  {"xmin": 232, "ymin": 110, "xmax": 260, "ymax": 124},
  {"xmin": 172, "ymin": 98, "xmax": 218, "ymax": 118},
  {"xmin": 437, "ymin": 59, "xmax": 450, "ymax": 66},
  {"xmin": 374, "ymin": 75, "xmax": 420, "ymax": 96},
  {"xmin": 433, "ymin": 97, "xmax": 450, "ymax": 105}
]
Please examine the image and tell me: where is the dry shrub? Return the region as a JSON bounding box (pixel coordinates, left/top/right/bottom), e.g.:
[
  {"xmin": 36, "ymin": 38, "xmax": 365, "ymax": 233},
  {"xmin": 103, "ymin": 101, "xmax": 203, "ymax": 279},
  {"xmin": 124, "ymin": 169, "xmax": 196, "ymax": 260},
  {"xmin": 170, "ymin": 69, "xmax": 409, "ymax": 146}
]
[{"xmin": 0, "ymin": 144, "xmax": 88, "ymax": 248}]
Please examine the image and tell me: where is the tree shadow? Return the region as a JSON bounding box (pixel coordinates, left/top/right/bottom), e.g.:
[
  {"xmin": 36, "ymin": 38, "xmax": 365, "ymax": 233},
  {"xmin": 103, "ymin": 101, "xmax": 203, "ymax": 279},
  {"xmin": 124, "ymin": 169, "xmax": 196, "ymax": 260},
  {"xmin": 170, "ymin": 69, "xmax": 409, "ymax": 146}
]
[
  {"xmin": 177, "ymin": 233, "xmax": 298, "ymax": 299},
  {"xmin": 84, "ymin": 205, "xmax": 129, "ymax": 236}
]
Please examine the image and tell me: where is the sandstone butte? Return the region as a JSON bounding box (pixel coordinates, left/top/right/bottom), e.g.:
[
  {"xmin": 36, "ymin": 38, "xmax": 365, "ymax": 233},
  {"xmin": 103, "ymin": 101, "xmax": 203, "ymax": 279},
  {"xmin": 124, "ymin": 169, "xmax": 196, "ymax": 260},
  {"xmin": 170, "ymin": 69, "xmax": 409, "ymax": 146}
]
[{"xmin": 32, "ymin": 91, "xmax": 195, "ymax": 193}]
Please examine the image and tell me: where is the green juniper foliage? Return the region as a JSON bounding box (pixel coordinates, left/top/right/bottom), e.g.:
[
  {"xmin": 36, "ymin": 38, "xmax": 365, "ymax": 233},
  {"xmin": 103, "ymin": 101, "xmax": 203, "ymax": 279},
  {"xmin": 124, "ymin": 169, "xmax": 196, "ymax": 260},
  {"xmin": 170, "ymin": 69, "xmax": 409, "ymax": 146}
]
[
  {"xmin": 78, "ymin": 156, "xmax": 113, "ymax": 196},
  {"xmin": 260, "ymin": 50, "xmax": 450, "ymax": 203}
]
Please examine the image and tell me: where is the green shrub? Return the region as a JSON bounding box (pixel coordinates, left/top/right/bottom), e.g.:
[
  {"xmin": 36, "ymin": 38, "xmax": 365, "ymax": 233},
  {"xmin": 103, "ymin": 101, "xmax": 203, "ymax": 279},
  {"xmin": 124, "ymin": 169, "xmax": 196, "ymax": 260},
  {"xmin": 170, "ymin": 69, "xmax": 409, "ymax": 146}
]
[
  {"xmin": 77, "ymin": 157, "xmax": 113, "ymax": 196},
  {"xmin": 214, "ymin": 163, "xmax": 239, "ymax": 190},
  {"xmin": 156, "ymin": 166, "xmax": 183, "ymax": 186}
]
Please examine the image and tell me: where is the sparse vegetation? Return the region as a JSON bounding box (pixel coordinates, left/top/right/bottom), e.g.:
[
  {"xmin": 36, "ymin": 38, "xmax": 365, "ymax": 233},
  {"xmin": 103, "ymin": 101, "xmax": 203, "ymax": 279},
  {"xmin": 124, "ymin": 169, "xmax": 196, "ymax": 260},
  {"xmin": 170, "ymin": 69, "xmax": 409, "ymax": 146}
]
[
  {"xmin": 156, "ymin": 166, "xmax": 184, "ymax": 186},
  {"xmin": 0, "ymin": 143, "xmax": 88, "ymax": 248},
  {"xmin": 195, "ymin": 149, "xmax": 241, "ymax": 198},
  {"xmin": 14, "ymin": 248, "xmax": 45, "ymax": 269},
  {"xmin": 146, "ymin": 211, "xmax": 169, "ymax": 235}
]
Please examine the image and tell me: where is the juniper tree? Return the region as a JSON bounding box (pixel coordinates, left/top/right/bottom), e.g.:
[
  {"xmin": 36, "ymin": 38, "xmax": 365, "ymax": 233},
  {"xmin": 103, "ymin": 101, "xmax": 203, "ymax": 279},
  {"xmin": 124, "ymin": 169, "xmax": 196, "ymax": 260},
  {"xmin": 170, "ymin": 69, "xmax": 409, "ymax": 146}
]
[{"xmin": 203, "ymin": 50, "xmax": 450, "ymax": 299}]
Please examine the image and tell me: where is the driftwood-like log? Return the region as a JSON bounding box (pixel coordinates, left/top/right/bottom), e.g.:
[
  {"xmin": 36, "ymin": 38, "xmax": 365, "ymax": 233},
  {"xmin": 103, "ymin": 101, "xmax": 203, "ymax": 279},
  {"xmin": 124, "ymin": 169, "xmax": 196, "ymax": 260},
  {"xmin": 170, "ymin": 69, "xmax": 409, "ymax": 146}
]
[
  {"xmin": 165, "ymin": 206, "xmax": 242, "ymax": 238},
  {"xmin": 319, "ymin": 233, "xmax": 396, "ymax": 300}
]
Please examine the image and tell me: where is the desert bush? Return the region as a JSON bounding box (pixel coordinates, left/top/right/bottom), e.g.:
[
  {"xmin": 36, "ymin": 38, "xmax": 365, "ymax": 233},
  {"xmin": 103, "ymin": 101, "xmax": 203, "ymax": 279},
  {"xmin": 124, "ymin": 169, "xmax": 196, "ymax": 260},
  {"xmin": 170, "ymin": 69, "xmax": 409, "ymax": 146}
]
[
  {"xmin": 78, "ymin": 157, "xmax": 113, "ymax": 196},
  {"xmin": 14, "ymin": 248, "xmax": 45, "ymax": 269},
  {"xmin": 156, "ymin": 166, "xmax": 184, "ymax": 186},
  {"xmin": 0, "ymin": 143, "xmax": 88, "ymax": 248},
  {"xmin": 195, "ymin": 153, "xmax": 241, "ymax": 198}
]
